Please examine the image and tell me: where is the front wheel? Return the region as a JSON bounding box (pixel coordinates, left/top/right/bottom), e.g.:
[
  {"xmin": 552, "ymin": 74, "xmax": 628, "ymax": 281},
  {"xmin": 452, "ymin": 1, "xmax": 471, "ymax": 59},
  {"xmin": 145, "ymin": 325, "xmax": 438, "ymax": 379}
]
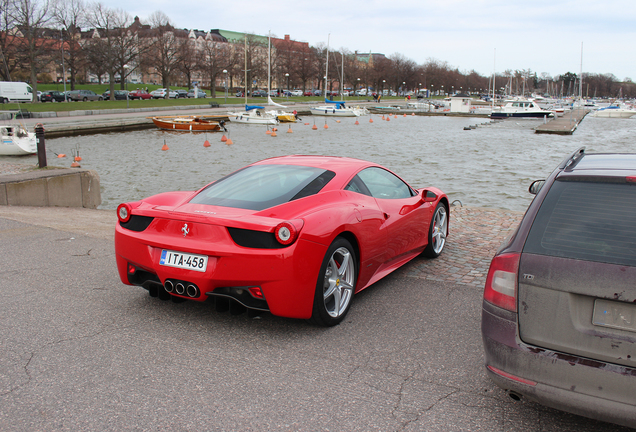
[
  {"xmin": 309, "ymin": 238, "xmax": 357, "ymax": 326},
  {"xmin": 422, "ymin": 203, "xmax": 448, "ymax": 258}
]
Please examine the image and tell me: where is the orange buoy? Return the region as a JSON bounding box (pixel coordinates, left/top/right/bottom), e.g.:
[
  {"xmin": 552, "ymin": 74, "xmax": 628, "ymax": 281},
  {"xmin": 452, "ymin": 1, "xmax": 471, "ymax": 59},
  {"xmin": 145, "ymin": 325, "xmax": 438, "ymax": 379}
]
[
  {"xmin": 273, "ymin": 127, "xmax": 278, "ymax": 131},
  {"xmin": 70, "ymin": 161, "xmax": 80, "ymax": 168},
  {"xmin": 226, "ymin": 138, "xmax": 233, "ymax": 145},
  {"xmin": 266, "ymin": 129, "xmax": 272, "ymax": 135},
  {"xmin": 336, "ymin": 120, "xmax": 341, "ymax": 123},
  {"xmin": 161, "ymin": 139, "xmax": 169, "ymax": 151},
  {"xmin": 381, "ymin": 115, "xmax": 385, "ymax": 120},
  {"xmin": 203, "ymin": 140, "xmax": 211, "ymax": 147},
  {"xmin": 287, "ymin": 126, "xmax": 293, "ymax": 133},
  {"xmin": 354, "ymin": 120, "xmax": 359, "ymax": 125},
  {"xmin": 271, "ymin": 131, "xmax": 277, "ymax": 137},
  {"xmin": 369, "ymin": 118, "xmax": 374, "ymax": 123},
  {"xmin": 304, "ymin": 122, "xmax": 310, "ymax": 125},
  {"xmin": 312, "ymin": 124, "xmax": 318, "ymax": 130},
  {"xmin": 57, "ymin": 154, "xmax": 66, "ymax": 158},
  {"xmin": 394, "ymin": 115, "xmax": 397, "ymax": 119},
  {"xmin": 386, "ymin": 116, "xmax": 391, "ymax": 121},
  {"xmin": 412, "ymin": 113, "xmax": 415, "ymax": 116},
  {"xmin": 323, "ymin": 123, "xmax": 329, "ymax": 129},
  {"xmin": 403, "ymin": 113, "xmax": 407, "ymax": 117},
  {"xmin": 221, "ymin": 134, "xmax": 228, "ymax": 142},
  {"xmin": 74, "ymin": 155, "xmax": 82, "ymax": 161}
]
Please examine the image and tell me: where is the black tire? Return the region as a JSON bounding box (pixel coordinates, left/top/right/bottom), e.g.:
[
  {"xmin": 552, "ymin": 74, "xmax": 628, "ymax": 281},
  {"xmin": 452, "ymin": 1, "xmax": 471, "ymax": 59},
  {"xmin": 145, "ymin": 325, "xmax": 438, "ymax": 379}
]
[
  {"xmin": 422, "ymin": 202, "xmax": 448, "ymax": 258},
  {"xmin": 309, "ymin": 237, "xmax": 357, "ymax": 326},
  {"xmin": 98, "ymin": 97, "xmax": 103, "ymax": 101},
  {"xmin": 82, "ymin": 97, "xmax": 87, "ymax": 101}
]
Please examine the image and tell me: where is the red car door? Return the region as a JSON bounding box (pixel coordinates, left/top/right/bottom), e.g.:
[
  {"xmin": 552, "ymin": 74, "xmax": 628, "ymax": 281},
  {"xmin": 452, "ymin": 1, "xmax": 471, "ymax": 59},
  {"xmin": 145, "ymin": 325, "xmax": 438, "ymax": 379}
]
[{"xmin": 356, "ymin": 167, "xmax": 430, "ymax": 263}]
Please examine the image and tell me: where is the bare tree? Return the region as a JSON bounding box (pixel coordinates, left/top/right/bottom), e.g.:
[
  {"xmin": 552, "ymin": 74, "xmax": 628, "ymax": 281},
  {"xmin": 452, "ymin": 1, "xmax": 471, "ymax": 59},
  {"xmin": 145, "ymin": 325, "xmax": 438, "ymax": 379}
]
[
  {"xmin": 86, "ymin": 3, "xmax": 124, "ymax": 96},
  {"xmin": 177, "ymin": 36, "xmax": 197, "ymax": 89},
  {"xmin": 0, "ymin": 0, "xmax": 19, "ymax": 81},
  {"xmin": 144, "ymin": 10, "xmax": 181, "ymax": 91},
  {"xmin": 198, "ymin": 38, "xmax": 230, "ymax": 97},
  {"xmin": 52, "ymin": 0, "xmax": 86, "ymax": 90},
  {"xmin": 12, "ymin": 0, "xmax": 52, "ymax": 101}
]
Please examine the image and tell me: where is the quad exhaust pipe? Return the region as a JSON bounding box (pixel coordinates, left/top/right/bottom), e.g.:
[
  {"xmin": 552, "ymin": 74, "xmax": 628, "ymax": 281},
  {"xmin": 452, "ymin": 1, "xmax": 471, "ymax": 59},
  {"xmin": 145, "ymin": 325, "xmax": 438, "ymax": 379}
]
[{"xmin": 163, "ymin": 279, "xmax": 199, "ymax": 298}]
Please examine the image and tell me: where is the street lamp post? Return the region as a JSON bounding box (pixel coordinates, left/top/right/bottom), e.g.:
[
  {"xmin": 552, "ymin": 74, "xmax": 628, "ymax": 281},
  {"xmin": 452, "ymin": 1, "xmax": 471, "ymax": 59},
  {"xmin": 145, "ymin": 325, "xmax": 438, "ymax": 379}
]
[
  {"xmin": 223, "ymin": 69, "xmax": 227, "ymax": 104},
  {"xmin": 357, "ymin": 78, "xmax": 360, "ymax": 101},
  {"xmin": 123, "ymin": 64, "xmax": 130, "ymax": 109},
  {"xmin": 402, "ymin": 81, "xmax": 405, "ymax": 96},
  {"xmin": 285, "ymin": 73, "xmax": 289, "ymax": 101}
]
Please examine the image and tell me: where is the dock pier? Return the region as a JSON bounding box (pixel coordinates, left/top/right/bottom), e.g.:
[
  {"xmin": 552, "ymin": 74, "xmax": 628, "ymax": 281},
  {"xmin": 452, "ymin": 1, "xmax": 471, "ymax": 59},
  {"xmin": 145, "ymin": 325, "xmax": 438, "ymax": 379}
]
[{"xmin": 535, "ymin": 108, "xmax": 589, "ymax": 135}]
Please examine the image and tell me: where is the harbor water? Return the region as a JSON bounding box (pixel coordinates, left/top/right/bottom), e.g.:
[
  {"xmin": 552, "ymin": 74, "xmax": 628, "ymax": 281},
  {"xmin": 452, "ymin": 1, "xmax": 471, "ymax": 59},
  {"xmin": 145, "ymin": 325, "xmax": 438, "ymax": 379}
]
[{"xmin": 7, "ymin": 114, "xmax": 636, "ymax": 211}]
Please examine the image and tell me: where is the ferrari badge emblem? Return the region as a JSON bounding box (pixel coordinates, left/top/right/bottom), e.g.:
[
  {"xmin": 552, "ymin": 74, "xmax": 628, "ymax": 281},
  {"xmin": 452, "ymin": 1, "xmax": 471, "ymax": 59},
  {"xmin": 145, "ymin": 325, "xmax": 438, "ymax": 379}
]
[{"xmin": 181, "ymin": 223, "xmax": 189, "ymax": 237}]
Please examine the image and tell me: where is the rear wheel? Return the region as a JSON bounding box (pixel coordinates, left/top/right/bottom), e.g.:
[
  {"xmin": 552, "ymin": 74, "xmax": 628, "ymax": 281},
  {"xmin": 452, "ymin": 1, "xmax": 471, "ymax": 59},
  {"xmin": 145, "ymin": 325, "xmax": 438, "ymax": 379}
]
[
  {"xmin": 423, "ymin": 203, "xmax": 448, "ymax": 258},
  {"xmin": 82, "ymin": 97, "xmax": 87, "ymax": 101},
  {"xmin": 309, "ymin": 238, "xmax": 357, "ymax": 326}
]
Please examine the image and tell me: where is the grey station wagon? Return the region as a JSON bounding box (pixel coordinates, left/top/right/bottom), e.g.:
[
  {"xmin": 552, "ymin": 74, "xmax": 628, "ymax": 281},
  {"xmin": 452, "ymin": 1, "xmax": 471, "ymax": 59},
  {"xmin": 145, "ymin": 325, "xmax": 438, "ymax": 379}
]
[{"xmin": 482, "ymin": 147, "xmax": 636, "ymax": 428}]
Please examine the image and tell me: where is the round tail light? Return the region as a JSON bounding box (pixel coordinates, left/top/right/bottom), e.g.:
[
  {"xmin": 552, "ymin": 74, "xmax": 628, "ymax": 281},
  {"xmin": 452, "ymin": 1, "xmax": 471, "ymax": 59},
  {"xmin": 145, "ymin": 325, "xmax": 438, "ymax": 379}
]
[
  {"xmin": 117, "ymin": 203, "xmax": 132, "ymax": 223},
  {"xmin": 274, "ymin": 220, "xmax": 303, "ymax": 245}
]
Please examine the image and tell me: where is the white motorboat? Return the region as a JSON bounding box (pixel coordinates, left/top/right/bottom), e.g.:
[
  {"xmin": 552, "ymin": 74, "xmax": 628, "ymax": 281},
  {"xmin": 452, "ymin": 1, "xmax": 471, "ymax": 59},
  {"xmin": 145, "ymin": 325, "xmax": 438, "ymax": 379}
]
[
  {"xmin": 310, "ymin": 99, "xmax": 368, "ymax": 117},
  {"xmin": 591, "ymin": 104, "xmax": 636, "ymax": 118},
  {"xmin": 490, "ymin": 99, "xmax": 554, "ymax": 119},
  {"xmin": 228, "ymin": 105, "xmax": 278, "ymax": 125},
  {"xmin": 0, "ymin": 124, "xmax": 36, "ymax": 155}
]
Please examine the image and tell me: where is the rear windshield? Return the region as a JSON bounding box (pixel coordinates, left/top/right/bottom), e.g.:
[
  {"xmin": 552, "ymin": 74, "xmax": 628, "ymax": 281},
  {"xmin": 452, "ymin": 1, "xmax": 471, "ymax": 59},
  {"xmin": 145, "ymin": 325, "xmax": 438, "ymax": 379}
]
[
  {"xmin": 189, "ymin": 164, "xmax": 335, "ymax": 211},
  {"xmin": 523, "ymin": 179, "xmax": 636, "ymax": 266}
]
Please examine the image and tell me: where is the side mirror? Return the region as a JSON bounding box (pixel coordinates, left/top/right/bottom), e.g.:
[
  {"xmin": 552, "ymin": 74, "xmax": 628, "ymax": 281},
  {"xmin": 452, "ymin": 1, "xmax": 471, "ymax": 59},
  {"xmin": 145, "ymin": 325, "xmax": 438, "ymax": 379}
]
[
  {"xmin": 421, "ymin": 189, "xmax": 438, "ymax": 203},
  {"xmin": 528, "ymin": 180, "xmax": 546, "ymax": 195}
]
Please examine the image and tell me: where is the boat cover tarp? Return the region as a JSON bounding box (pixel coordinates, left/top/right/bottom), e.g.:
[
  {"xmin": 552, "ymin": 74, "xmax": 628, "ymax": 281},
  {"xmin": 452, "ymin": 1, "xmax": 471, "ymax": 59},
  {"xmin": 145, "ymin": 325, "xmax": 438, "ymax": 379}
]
[
  {"xmin": 245, "ymin": 105, "xmax": 265, "ymax": 111},
  {"xmin": 324, "ymin": 98, "xmax": 346, "ymax": 109}
]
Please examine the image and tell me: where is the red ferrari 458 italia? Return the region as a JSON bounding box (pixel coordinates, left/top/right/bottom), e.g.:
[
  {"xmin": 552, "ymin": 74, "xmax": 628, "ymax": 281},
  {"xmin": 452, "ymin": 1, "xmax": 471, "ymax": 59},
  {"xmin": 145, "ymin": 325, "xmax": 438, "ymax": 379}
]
[{"xmin": 115, "ymin": 155, "xmax": 449, "ymax": 326}]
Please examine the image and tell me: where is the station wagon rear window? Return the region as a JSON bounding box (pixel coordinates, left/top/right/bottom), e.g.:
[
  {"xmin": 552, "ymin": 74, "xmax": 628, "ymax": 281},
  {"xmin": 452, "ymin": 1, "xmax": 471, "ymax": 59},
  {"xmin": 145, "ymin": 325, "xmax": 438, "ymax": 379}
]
[
  {"xmin": 523, "ymin": 179, "xmax": 636, "ymax": 266},
  {"xmin": 190, "ymin": 164, "xmax": 335, "ymax": 210}
]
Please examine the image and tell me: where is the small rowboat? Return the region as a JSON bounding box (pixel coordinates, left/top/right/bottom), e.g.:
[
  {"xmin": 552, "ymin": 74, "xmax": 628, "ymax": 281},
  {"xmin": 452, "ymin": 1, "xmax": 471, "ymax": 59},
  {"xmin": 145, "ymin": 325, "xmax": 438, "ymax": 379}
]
[{"xmin": 151, "ymin": 116, "xmax": 227, "ymax": 132}]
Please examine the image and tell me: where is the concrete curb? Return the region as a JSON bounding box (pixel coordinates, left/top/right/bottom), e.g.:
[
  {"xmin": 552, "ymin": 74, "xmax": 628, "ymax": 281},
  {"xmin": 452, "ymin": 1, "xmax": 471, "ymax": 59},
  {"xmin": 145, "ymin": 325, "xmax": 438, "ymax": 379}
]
[{"xmin": 0, "ymin": 167, "xmax": 101, "ymax": 208}]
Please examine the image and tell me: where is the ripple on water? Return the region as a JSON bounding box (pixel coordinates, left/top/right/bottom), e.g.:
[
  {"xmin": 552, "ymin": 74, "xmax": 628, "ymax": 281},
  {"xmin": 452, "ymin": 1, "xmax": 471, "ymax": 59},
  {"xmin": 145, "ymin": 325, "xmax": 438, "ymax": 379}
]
[{"xmin": 10, "ymin": 114, "xmax": 633, "ymax": 211}]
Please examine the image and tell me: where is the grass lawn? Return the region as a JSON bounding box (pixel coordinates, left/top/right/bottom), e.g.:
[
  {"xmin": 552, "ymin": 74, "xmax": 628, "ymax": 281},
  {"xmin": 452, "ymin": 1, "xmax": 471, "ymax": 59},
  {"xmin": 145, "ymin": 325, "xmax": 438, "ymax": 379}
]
[{"xmin": 7, "ymin": 83, "xmax": 419, "ymax": 112}]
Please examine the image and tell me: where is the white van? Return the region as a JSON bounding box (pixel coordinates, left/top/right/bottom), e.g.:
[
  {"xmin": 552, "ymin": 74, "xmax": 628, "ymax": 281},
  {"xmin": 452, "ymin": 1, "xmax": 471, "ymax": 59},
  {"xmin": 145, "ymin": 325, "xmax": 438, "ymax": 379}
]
[{"xmin": 0, "ymin": 82, "xmax": 34, "ymax": 103}]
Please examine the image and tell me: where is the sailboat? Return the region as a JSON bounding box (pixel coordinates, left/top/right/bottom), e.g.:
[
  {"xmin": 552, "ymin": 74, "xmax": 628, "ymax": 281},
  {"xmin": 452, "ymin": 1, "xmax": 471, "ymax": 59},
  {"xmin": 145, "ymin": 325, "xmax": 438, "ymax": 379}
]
[
  {"xmin": 227, "ymin": 34, "xmax": 279, "ymax": 125},
  {"xmin": 310, "ymin": 37, "xmax": 368, "ymax": 117},
  {"xmin": 0, "ymin": 121, "xmax": 36, "ymax": 155},
  {"xmin": 266, "ymin": 32, "xmax": 298, "ymax": 123}
]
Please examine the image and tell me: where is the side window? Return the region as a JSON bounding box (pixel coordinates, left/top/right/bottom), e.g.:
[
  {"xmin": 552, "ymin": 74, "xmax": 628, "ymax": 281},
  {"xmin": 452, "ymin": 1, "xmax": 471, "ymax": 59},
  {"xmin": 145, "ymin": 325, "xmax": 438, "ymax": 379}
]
[
  {"xmin": 356, "ymin": 167, "xmax": 415, "ymax": 199},
  {"xmin": 344, "ymin": 175, "xmax": 371, "ymax": 196}
]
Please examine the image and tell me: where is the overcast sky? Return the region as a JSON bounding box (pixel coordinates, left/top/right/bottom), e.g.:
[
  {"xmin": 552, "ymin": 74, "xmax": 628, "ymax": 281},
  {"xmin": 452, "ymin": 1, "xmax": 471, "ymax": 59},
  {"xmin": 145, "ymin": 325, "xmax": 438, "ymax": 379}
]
[{"xmin": 107, "ymin": 0, "xmax": 635, "ymax": 81}]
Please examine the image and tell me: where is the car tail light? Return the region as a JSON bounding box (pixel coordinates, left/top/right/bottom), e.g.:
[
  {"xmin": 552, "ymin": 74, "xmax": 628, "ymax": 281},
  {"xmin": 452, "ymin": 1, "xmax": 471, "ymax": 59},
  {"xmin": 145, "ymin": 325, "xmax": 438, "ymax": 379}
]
[
  {"xmin": 274, "ymin": 220, "xmax": 304, "ymax": 245},
  {"xmin": 487, "ymin": 365, "xmax": 537, "ymax": 386},
  {"xmin": 117, "ymin": 203, "xmax": 132, "ymax": 223},
  {"xmin": 248, "ymin": 287, "xmax": 264, "ymax": 299},
  {"xmin": 484, "ymin": 253, "xmax": 520, "ymax": 312}
]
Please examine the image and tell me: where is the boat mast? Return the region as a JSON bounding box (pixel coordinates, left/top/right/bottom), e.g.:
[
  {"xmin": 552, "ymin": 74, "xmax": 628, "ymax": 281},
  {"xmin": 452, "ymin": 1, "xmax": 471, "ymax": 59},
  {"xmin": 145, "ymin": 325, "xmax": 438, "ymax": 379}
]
[
  {"xmin": 341, "ymin": 50, "xmax": 344, "ymax": 101},
  {"xmin": 491, "ymin": 48, "xmax": 495, "ymax": 110},
  {"xmin": 579, "ymin": 42, "xmax": 583, "ymax": 103},
  {"xmin": 268, "ymin": 31, "xmax": 271, "ymax": 98},
  {"xmin": 325, "ymin": 34, "xmax": 329, "ymax": 98},
  {"xmin": 244, "ymin": 35, "xmax": 247, "ymax": 105}
]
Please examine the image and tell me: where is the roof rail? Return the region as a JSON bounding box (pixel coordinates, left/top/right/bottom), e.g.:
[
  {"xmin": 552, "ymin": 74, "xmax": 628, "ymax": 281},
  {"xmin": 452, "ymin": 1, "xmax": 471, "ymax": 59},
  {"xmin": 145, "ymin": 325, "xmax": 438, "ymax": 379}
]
[{"xmin": 559, "ymin": 146, "xmax": 585, "ymax": 170}]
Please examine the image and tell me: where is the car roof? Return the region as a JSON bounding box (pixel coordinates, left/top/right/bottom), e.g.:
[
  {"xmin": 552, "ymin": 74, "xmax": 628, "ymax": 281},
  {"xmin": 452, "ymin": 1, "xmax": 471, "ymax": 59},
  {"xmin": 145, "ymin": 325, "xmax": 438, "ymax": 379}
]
[
  {"xmin": 560, "ymin": 153, "xmax": 636, "ymax": 179},
  {"xmin": 252, "ymin": 155, "xmax": 378, "ymax": 174}
]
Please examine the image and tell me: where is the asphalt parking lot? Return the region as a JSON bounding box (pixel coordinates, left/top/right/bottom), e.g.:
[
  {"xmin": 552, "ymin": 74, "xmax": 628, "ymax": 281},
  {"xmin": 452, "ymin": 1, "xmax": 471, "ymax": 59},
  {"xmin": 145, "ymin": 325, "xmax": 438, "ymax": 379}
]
[{"xmin": 0, "ymin": 207, "xmax": 633, "ymax": 431}]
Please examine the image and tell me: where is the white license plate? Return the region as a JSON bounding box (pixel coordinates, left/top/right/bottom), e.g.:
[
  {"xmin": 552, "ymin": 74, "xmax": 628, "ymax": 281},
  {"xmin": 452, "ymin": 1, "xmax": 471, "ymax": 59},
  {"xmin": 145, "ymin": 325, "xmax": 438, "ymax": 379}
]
[
  {"xmin": 592, "ymin": 299, "xmax": 636, "ymax": 333},
  {"xmin": 160, "ymin": 249, "xmax": 208, "ymax": 272}
]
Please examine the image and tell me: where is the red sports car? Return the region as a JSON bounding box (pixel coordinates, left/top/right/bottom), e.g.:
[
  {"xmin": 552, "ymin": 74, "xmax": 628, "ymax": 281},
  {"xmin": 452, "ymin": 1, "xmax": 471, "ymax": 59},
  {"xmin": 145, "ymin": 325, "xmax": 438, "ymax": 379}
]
[{"xmin": 115, "ymin": 155, "xmax": 449, "ymax": 326}]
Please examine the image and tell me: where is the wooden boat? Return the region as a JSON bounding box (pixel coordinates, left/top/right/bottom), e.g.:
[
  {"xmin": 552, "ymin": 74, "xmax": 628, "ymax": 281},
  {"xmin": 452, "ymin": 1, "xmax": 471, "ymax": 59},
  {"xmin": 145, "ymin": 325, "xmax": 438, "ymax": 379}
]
[
  {"xmin": 150, "ymin": 116, "xmax": 227, "ymax": 132},
  {"xmin": 0, "ymin": 124, "xmax": 36, "ymax": 155}
]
